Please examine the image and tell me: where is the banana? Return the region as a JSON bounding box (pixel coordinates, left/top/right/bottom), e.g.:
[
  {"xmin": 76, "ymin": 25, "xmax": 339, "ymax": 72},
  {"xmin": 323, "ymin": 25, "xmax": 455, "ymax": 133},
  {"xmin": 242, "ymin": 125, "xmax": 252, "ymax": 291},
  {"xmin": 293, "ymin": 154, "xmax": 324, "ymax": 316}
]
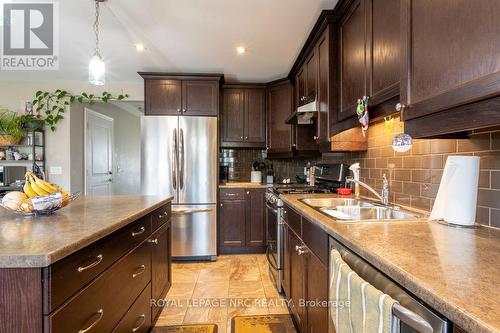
[
  {"xmin": 23, "ymin": 179, "xmax": 38, "ymax": 198},
  {"xmin": 28, "ymin": 175, "xmax": 49, "ymax": 196},
  {"xmin": 33, "ymin": 175, "xmax": 59, "ymax": 193}
]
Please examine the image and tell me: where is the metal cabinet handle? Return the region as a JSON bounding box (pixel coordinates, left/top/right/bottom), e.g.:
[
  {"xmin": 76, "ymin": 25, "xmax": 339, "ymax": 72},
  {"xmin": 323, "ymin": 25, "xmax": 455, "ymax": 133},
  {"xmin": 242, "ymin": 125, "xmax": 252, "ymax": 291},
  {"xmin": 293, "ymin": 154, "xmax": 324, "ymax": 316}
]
[
  {"xmin": 77, "ymin": 254, "xmax": 103, "ymax": 273},
  {"xmin": 313, "ymin": 136, "xmax": 318, "ymax": 140},
  {"xmin": 132, "ymin": 265, "xmax": 146, "ymax": 278},
  {"xmin": 182, "ymin": 108, "xmax": 186, "ymax": 112},
  {"xmin": 225, "ymin": 193, "xmax": 237, "ymax": 197},
  {"xmin": 132, "ymin": 314, "xmax": 146, "ymax": 332},
  {"xmin": 79, "ymin": 309, "xmax": 104, "ymax": 333},
  {"xmin": 158, "ymin": 211, "xmax": 168, "ymax": 219},
  {"xmin": 295, "ymin": 245, "xmax": 307, "ymax": 256},
  {"xmin": 240, "ymin": 136, "xmax": 244, "ymax": 139},
  {"xmin": 245, "ymin": 136, "xmax": 248, "ymax": 140},
  {"xmin": 131, "ymin": 226, "xmax": 146, "ymax": 237},
  {"xmin": 220, "ymin": 203, "xmax": 223, "ymax": 207},
  {"xmin": 395, "ymin": 103, "xmax": 406, "ymax": 112},
  {"xmin": 177, "ymin": 108, "xmax": 181, "ymax": 113},
  {"xmin": 246, "ymin": 191, "xmax": 250, "ymax": 195},
  {"xmin": 148, "ymin": 238, "xmax": 158, "ymax": 245}
]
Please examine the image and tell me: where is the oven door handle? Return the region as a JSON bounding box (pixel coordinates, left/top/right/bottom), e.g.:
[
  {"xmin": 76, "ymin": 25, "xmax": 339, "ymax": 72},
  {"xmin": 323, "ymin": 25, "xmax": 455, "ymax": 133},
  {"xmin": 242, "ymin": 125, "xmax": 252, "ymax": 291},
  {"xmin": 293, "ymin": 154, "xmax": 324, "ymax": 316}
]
[
  {"xmin": 266, "ymin": 246, "xmax": 279, "ymax": 271},
  {"xmin": 266, "ymin": 203, "xmax": 278, "ymax": 214}
]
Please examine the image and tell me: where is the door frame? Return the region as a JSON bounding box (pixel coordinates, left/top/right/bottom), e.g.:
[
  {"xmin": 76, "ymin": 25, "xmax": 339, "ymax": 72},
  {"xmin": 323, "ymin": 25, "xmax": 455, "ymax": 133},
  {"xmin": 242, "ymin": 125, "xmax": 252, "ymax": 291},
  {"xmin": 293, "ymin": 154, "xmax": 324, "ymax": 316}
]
[{"xmin": 84, "ymin": 108, "xmax": 115, "ymax": 195}]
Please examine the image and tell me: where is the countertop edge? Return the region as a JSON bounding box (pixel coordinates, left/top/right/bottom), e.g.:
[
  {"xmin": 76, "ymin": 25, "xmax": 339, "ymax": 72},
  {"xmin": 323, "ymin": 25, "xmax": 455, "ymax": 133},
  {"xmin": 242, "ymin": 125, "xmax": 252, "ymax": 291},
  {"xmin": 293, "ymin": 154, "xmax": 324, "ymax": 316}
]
[
  {"xmin": 0, "ymin": 196, "xmax": 174, "ymax": 269},
  {"xmin": 280, "ymin": 195, "xmax": 497, "ymax": 333}
]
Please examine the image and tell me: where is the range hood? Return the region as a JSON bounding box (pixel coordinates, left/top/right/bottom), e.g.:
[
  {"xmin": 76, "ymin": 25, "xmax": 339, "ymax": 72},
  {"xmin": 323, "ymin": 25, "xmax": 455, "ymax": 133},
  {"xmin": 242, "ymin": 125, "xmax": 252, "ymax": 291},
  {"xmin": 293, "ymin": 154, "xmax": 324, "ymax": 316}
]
[{"xmin": 285, "ymin": 100, "xmax": 318, "ymax": 125}]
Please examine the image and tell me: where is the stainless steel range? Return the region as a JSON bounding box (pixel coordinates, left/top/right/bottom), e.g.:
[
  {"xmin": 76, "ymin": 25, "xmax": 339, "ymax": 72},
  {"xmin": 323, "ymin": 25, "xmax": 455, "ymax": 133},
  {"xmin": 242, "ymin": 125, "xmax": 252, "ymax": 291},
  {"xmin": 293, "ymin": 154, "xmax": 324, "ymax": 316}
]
[{"xmin": 265, "ymin": 163, "xmax": 349, "ymax": 293}]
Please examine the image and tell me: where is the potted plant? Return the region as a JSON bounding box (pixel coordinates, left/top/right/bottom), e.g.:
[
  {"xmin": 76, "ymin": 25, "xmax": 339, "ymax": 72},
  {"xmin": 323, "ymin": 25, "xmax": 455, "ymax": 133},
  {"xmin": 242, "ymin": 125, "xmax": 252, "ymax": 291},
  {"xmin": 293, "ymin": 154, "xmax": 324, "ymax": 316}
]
[{"xmin": 0, "ymin": 109, "xmax": 24, "ymax": 145}]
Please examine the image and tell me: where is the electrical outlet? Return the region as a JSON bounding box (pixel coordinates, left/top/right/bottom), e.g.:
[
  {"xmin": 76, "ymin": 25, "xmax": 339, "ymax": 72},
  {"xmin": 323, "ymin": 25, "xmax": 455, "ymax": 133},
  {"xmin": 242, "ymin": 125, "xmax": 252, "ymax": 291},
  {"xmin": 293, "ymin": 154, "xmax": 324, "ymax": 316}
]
[{"xmin": 49, "ymin": 166, "xmax": 63, "ymax": 175}]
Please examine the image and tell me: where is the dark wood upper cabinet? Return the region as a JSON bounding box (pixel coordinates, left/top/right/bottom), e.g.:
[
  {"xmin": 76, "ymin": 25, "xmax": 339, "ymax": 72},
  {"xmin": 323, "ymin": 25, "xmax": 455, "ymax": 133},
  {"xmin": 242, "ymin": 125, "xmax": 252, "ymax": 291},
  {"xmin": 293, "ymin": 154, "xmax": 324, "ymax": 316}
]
[
  {"xmin": 267, "ymin": 80, "xmax": 294, "ymax": 156},
  {"xmin": 339, "ymin": 0, "xmax": 367, "ymax": 121},
  {"xmin": 245, "ymin": 88, "xmax": 267, "ymax": 144},
  {"xmin": 317, "ymin": 27, "xmax": 332, "ymax": 149},
  {"xmin": 367, "ymin": 0, "xmax": 400, "ymax": 105},
  {"xmin": 140, "ymin": 73, "xmax": 222, "ymax": 117},
  {"xmin": 222, "ymin": 89, "xmax": 245, "ymax": 143},
  {"xmin": 221, "ymin": 86, "xmax": 267, "ymax": 148},
  {"xmin": 401, "ymin": 0, "xmax": 500, "ymax": 137},
  {"xmin": 145, "ymin": 80, "xmax": 182, "ymax": 116},
  {"xmin": 305, "ymin": 51, "xmax": 318, "ymax": 103},
  {"xmin": 182, "ymin": 80, "xmax": 218, "ymax": 116},
  {"xmin": 296, "ymin": 68, "xmax": 307, "ymax": 106}
]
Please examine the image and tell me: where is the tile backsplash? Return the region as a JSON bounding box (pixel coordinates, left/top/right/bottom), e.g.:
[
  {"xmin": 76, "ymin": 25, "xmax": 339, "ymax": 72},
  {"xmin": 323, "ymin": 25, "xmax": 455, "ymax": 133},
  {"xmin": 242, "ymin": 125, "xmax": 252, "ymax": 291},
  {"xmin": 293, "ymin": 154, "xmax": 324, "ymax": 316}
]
[
  {"xmin": 220, "ymin": 118, "xmax": 500, "ymax": 228},
  {"xmin": 321, "ymin": 117, "xmax": 500, "ymax": 228}
]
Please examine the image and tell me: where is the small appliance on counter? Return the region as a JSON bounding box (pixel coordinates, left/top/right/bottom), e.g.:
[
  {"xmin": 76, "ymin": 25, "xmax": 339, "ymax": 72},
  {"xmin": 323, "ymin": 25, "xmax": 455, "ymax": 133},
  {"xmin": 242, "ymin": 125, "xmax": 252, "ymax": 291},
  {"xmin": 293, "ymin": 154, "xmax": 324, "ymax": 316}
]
[{"xmin": 251, "ymin": 160, "xmax": 266, "ymax": 184}]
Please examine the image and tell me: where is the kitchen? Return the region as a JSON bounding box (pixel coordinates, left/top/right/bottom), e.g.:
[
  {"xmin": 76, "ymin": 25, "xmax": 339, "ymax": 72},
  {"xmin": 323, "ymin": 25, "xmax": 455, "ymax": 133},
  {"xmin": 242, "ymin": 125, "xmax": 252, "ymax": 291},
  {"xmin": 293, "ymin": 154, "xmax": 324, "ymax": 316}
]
[{"xmin": 0, "ymin": 1, "xmax": 499, "ymax": 333}]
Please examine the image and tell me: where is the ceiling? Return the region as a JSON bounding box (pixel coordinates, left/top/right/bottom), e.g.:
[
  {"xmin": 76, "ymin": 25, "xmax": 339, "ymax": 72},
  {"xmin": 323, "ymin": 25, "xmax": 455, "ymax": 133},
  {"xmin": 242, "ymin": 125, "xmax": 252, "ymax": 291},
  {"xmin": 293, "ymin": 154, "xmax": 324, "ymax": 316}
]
[{"xmin": 0, "ymin": 0, "xmax": 337, "ymax": 83}]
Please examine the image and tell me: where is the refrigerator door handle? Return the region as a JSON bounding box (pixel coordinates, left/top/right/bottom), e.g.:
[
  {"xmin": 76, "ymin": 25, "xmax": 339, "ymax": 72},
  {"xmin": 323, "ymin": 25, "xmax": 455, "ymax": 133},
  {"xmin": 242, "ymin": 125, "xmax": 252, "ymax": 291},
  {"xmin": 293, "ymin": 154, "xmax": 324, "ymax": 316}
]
[
  {"xmin": 172, "ymin": 128, "xmax": 178, "ymax": 190},
  {"xmin": 179, "ymin": 128, "xmax": 184, "ymax": 190}
]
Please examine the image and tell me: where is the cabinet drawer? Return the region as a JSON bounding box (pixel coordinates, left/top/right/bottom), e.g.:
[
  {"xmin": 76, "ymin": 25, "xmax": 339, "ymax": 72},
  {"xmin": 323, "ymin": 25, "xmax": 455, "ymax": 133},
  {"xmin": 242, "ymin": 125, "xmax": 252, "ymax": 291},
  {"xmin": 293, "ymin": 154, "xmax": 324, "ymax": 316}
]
[
  {"xmin": 152, "ymin": 202, "xmax": 171, "ymax": 231},
  {"xmin": 302, "ymin": 217, "xmax": 328, "ymax": 266},
  {"xmin": 112, "ymin": 283, "xmax": 152, "ymax": 333},
  {"xmin": 220, "ymin": 188, "xmax": 245, "ymax": 200},
  {"xmin": 46, "ymin": 241, "xmax": 151, "ymax": 333},
  {"xmin": 283, "ymin": 206, "xmax": 301, "ymax": 237},
  {"xmin": 44, "ymin": 215, "xmax": 152, "ymax": 313}
]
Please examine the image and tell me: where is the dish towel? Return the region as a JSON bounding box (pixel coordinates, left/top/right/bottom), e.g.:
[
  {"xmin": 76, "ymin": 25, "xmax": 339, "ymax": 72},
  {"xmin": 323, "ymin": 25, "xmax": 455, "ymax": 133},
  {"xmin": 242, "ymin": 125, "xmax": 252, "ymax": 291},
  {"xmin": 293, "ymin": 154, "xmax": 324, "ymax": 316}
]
[{"xmin": 330, "ymin": 249, "xmax": 399, "ymax": 333}]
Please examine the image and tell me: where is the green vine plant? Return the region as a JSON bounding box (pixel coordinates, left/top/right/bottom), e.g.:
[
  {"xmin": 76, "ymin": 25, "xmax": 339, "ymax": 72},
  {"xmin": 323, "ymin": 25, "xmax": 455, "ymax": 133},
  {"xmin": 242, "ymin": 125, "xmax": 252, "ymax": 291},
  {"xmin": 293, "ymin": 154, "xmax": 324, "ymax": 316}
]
[{"xmin": 29, "ymin": 90, "xmax": 129, "ymax": 131}]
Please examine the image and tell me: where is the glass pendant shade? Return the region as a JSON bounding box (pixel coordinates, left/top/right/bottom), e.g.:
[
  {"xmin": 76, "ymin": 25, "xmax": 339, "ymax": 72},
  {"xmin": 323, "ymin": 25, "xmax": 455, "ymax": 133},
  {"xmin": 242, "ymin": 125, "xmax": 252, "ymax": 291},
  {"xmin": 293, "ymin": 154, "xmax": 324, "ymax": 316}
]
[{"xmin": 89, "ymin": 55, "xmax": 105, "ymax": 86}]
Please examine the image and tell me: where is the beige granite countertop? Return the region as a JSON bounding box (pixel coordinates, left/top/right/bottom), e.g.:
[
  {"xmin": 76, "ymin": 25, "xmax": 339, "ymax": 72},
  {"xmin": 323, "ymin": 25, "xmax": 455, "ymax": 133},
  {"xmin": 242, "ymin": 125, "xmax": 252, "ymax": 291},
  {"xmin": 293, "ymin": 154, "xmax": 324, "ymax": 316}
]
[
  {"xmin": 280, "ymin": 193, "xmax": 500, "ymax": 333},
  {"xmin": 219, "ymin": 182, "xmax": 271, "ymax": 188},
  {"xmin": 0, "ymin": 195, "xmax": 173, "ymax": 268}
]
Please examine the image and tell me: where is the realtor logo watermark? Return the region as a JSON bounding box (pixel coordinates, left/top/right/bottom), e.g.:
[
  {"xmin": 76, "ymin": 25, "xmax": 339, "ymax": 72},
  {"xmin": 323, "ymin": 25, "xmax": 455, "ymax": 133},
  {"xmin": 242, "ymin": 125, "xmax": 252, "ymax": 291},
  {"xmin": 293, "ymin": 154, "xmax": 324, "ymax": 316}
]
[{"xmin": 1, "ymin": 1, "xmax": 59, "ymax": 70}]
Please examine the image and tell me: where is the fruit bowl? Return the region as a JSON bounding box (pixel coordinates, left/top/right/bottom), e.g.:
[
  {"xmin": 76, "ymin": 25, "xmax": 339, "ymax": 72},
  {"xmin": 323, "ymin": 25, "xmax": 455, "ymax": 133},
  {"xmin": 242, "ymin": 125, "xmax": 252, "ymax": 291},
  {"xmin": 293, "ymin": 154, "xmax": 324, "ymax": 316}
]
[
  {"xmin": 1, "ymin": 171, "xmax": 80, "ymax": 216},
  {"xmin": 1, "ymin": 192, "xmax": 80, "ymax": 216}
]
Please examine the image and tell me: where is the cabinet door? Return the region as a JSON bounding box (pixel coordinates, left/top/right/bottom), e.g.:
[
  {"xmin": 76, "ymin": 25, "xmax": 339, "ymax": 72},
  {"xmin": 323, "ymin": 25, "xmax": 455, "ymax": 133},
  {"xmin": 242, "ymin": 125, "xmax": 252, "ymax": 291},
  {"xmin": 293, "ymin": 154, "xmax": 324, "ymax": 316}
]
[
  {"xmin": 305, "ymin": 51, "xmax": 318, "ymax": 103},
  {"xmin": 367, "ymin": 0, "xmax": 400, "ymax": 105},
  {"xmin": 244, "ymin": 89, "xmax": 266, "ymax": 145},
  {"xmin": 288, "ymin": 230, "xmax": 306, "ymax": 332},
  {"xmin": 306, "ymin": 251, "xmax": 328, "ymax": 333},
  {"xmin": 402, "ymin": 0, "xmax": 500, "ymax": 120},
  {"xmin": 296, "ymin": 68, "xmax": 307, "ymax": 106},
  {"xmin": 222, "ymin": 89, "xmax": 245, "ymax": 143},
  {"xmin": 317, "ymin": 29, "xmax": 330, "ymax": 146},
  {"xmin": 245, "ymin": 188, "xmax": 266, "ymax": 247},
  {"xmin": 150, "ymin": 223, "xmax": 171, "ymax": 321},
  {"xmin": 339, "ymin": 0, "xmax": 366, "ymax": 120},
  {"xmin": 145, "ymin": 80, "xmax": 182, "ymax": 115},
  {"xmin": 219, "ymin": 200, "xmax": 246, "ymax": 247},
  {"xmin": 268, "ymin": 81, "xmax": 293, "ymax": 153},
  {"xmin": 182, "ymin": 80, "xmax": 218, "ymax": 116}
]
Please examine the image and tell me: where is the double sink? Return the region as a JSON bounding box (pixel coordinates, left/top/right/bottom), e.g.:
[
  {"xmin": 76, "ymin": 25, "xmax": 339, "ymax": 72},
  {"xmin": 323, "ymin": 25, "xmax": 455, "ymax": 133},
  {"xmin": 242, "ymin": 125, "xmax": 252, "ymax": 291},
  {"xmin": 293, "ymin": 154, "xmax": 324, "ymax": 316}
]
[{"xmin": 300, "ymin": 198, "xmax": 424, "ymax": 222}]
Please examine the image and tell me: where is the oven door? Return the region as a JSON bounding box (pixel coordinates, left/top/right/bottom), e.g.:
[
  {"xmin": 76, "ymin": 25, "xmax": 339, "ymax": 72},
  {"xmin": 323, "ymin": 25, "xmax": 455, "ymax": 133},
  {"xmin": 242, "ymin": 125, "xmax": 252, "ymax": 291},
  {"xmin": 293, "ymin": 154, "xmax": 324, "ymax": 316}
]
[{"xmin": 266, "ymin": 202, "xmax": 283, "ymax": 292}]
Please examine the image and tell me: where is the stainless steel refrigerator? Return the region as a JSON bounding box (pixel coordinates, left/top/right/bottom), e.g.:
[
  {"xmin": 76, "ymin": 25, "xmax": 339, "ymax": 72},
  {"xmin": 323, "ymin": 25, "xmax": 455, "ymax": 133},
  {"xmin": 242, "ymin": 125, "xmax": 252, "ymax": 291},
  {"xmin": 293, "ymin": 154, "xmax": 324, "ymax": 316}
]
[{"xmin": 141, "ymin": 116, "xmax": 217, "ymax": 260}]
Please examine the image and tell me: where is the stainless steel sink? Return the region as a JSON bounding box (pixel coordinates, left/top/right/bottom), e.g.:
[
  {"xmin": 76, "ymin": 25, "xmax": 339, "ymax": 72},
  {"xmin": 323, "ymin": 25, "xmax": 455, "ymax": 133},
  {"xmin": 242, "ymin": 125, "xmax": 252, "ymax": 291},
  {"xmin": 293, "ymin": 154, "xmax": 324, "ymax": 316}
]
[
  {"xmin": 299, "ymin": 197, "xmax": 423, "ymax": 222},
  {"xmin": 300, "ymin": 198, "xmax": 374, "ymax": 208}
]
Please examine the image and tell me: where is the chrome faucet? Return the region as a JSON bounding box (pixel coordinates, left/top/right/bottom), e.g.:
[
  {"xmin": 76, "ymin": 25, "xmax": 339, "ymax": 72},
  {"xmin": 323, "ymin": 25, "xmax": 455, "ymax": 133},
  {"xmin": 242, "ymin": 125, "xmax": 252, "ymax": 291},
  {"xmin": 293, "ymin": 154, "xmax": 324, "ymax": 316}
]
[{"xmin": 346, "ymin": 174, "xmax": 390, "ymax": 206}]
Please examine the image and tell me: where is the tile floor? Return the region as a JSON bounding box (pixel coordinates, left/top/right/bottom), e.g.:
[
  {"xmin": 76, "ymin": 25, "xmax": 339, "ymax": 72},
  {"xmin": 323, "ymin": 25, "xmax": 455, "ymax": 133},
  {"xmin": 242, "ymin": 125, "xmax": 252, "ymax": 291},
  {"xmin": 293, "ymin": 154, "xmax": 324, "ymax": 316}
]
[{"xmin": 154, "ymin": 254, "xmax": 292, "ymax": 333}]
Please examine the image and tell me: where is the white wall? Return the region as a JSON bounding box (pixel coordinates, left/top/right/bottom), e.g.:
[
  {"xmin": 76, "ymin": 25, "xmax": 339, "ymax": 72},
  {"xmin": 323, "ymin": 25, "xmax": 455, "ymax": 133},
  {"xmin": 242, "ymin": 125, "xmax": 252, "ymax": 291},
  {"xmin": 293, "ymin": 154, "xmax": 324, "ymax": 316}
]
[{"xmin": 0, "ymin": 80, "xmax": 143, "ymax": 191}]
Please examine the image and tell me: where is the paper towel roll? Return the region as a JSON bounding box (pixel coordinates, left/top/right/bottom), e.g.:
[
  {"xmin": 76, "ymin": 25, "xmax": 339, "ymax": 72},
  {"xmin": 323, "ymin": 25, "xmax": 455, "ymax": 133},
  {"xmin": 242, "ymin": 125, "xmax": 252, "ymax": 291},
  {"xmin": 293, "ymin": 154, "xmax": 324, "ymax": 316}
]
[
  {"xmin": 251, "ymin": 171, "xmax": 262, "ymax": 184},
  {"xmin": 429, "ymin": 156, "xmax": 480, "ymax": 226}
]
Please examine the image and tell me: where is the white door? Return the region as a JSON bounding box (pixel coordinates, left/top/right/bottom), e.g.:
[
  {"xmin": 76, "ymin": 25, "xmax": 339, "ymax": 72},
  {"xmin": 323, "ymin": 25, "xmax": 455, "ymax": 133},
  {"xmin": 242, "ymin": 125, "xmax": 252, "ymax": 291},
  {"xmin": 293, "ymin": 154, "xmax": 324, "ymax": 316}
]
[{"xmin": 85, "ymin": 109, "xmax": 114, "ymax": 195}]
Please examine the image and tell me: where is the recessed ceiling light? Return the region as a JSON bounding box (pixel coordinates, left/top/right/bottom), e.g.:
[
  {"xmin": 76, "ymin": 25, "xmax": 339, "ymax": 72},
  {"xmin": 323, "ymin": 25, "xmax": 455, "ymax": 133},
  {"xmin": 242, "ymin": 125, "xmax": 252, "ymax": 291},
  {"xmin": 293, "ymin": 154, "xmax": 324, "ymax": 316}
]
[
  {"xmin": 236, "ymin": 46, "xmax": 246, "ymax": 55},
  {"xmin": 135, "ymin": 43, "xmax": 145, "ymax": 52}
]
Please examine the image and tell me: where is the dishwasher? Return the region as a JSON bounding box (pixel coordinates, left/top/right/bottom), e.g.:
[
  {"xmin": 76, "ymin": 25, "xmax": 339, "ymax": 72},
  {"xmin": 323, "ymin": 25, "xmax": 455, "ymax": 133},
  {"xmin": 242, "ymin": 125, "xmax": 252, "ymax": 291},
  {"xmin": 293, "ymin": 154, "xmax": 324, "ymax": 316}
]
[{"xmin": 329, "ymin": 237, "xmax": 451, "ymax": 333}]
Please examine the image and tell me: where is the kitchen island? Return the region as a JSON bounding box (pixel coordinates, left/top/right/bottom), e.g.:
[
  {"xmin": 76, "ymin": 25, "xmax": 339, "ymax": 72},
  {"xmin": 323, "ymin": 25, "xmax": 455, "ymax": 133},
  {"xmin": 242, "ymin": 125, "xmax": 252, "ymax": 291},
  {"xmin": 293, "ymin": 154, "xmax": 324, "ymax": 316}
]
[
  {"xmin": 0, "ymin": 195, "xmax": 173, "ymax": 333},
  {"xmin": 280, "ymin": 193, "xmax": 500, "ymax": 333}
]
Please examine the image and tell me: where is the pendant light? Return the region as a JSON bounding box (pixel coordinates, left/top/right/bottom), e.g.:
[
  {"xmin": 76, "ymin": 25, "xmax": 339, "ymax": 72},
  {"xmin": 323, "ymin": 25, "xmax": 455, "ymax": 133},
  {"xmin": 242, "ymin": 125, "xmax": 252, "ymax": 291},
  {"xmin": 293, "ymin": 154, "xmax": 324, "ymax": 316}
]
[{"xmin": 89, "ymin": 0, "xmax": 105, "ymax": 85}]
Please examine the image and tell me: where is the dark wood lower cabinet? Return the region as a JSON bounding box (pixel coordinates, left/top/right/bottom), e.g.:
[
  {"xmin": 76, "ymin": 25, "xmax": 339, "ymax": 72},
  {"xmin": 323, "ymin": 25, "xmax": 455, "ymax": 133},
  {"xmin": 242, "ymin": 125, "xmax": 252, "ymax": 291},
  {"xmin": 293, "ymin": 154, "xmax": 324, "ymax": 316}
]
[
  {"xmin": 0, "ymin": 203, "xmax": 172, "ymax": 333},
  {"xmin": 151, "ymin": 222, "xmax": 172, "ymax": 322},
  {"xmin": 219, "ymin": 188, "xmax": 267, "ymax": 253},
  {"xmin": 283, "ymin": 207, "xmax": 328, "ymax": 333}
]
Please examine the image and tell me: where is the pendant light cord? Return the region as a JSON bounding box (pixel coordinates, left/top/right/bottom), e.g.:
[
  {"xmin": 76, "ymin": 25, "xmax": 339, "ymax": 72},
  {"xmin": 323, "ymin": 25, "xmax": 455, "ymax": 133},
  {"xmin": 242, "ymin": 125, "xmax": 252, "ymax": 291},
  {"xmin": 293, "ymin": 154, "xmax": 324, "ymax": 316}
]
[{"xmin": 93, "ymin": 0, "xmax": 101, "ymax": 58}]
